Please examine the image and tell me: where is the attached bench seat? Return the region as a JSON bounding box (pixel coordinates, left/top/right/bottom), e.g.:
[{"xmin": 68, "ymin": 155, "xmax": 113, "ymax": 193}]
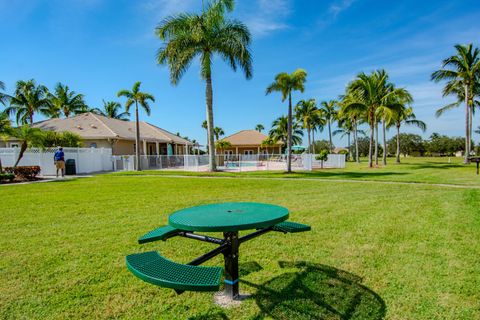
[
  {"xmin": 272, "ymin": 221, "xmax": 311, "ymax": 233},
  {"xmin": 126, "ymin": 251, "xmax": 223, "ymax": 291},
  {"xmin": 138, "ymin": 225, "xmax": 181, "ymax": 244}
]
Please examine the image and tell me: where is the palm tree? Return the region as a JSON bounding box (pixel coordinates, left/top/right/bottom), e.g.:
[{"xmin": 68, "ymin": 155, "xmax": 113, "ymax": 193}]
[
  {"xmin": 333, "ymin": 117, "xmax": 365, "ymax": 161},
  {"xmin": 156, "ymin": 0, "xmax": 252, "ymax": 171},
  {"xmin": 376, "ymin": 87, "xmax": 412, "ymax": 166},
  {"xmin": 310, "ymin": 108, "xmax": 326, "ymax": 154},
  {"xmin": 338, "ymin": 95, "xmax": 364, "ymax": 163},
  {"xmin": 295, "ymin": 99, "xmax": 317, "ymax": 153},
  {"xmin": 0, "ymin": 81, "xmax": 9, "ymax": 107},
  {"xmin": 261, "ymin": 137, "xmax": 275, "ymax": 155},
  {"xmin": 0, "ymin": 112, "xmax": 11, "ymax": 173},
  {"xmin": 47, "ymin": 83, "xmax": 87, "ymax": 118},
  {"xmin": 344, "ymin": 70, "xmax": 409, "ymax": 168},
  {"xmin": 266, "ymin": 69, "xmax": 307, "ymax": 173},
  {"xmin": 92, "ymin": 100, "xmax": 130, "ymax": 120},
  {"xmin": 431, "ymin": 44, "xmax": 480, "ymax": 163},
  {"xmin": 117, "ymin": 82, "xmax": 155, "ymax": 171},
  {"xmin": 214, "ymin": 127, "xmax": 224, "ymax": 141},
  {"xmin": 215, "ymin": 140, "xmax": 231, "ymax": 154},
  {"xmin": 255, "ymin": 124, "xmax": 264, "ymax": 132},
  {"xmin": 10, "ymin": 125, "xmax": 45, "ymax": 167},
  {"xmin": 319, "ymin": 100, "xmax": 337, "ymax": 153},
  {"xmin": 5, "ymin": 80, "xmax": 49, "ymax": 124},
  {"xmin": 269, "ymin": 115, "xmax": 303, "ymax": 148},
  {"xmin": 389, "ymin": 106, "xmax": 426, "ymax": 163}
]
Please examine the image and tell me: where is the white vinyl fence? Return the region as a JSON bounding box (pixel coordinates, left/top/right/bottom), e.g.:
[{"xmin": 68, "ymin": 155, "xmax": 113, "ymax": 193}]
[
  {"xmin": 0, "ymin": 147, "xmax": 113, "ymax": 175},
  {"xmin": 113, "ymin": 153, "xmax": 345, "ymax": 172},
  {"xmin": 312, "ymin": 154, "xmax": 346, "ymax": 169}
]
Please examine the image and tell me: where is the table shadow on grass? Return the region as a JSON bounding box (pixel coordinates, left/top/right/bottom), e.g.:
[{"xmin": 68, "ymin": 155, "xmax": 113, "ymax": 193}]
[{"xmin": 243, "ymin": 261, "xmax": 386, "ymax": 320}]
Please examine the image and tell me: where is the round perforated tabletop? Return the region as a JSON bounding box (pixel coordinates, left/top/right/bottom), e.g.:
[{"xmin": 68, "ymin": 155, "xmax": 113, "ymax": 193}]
[{"xmin": 168, "ymin": 202, "xmax": 289, "ymax": 232}]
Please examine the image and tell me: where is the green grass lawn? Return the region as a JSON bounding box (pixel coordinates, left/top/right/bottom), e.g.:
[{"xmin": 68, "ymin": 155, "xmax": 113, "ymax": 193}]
[
  {"xmin": 1, "ymin": 158, "xmax": 479, "ymax": 319},
  {"xmin": 115, "ymin": 157, "xmax": 480, "ymax": 187}
]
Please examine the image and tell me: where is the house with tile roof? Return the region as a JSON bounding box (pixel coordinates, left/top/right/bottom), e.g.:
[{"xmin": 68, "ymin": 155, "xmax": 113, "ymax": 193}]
[
  {"xmin": 1, "ymin": 112, "xmax": 192, "ymax": 155},
  {"xmin": 216, "ymin": 130, "xmax": 282, "ymax": 155}
]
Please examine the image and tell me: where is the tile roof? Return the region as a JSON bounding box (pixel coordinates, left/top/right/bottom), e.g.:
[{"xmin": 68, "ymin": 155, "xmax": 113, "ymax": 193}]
[
  {"xmin": 31, "ymin": 112, "xmax": 191, "ymax": 144},
  {"xmin": 222, "ymin": 130, "xmax": 282, "ymax": 146}
]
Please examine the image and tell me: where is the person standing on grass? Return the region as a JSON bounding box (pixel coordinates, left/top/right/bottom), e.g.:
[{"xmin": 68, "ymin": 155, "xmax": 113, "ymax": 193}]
[{"xmin": 54, "ymin": 147, "xmax": 65, "ymax": 178}]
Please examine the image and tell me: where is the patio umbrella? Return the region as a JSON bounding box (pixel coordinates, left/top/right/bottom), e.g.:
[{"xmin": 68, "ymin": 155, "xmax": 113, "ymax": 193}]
[
  {"xmin": 167, "ymin": 144, "xmax": 173, "ymax": 156},
  {"xmin": 292, "ymin": 145, "xmax": 306, "ymax": 151}
]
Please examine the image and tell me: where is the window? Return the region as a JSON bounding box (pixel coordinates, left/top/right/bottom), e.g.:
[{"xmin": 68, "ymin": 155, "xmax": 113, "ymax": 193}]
[
  {"xmin": 225, "ymin": 150, "xmax": 233, "ymax": 155},
  {"xmin": 10, "ymin": 143, "xmax": 19, "ymax": 148},
  {"xmin": 89, "ymin": 142, "xmax": 97, "ymax": 148},
  {"xmin": 244, "ymin": 150, "xmax": 253, "ymax": 155}
]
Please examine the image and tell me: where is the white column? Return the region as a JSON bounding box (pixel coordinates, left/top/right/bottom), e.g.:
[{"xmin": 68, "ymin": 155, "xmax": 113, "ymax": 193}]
[
  {"xmin": 155, "ymin": 141, "xmax": 159, "ymax": 155},
  {"xmin": 143, "ymin": 140, "xmax": 147, "ymax": 155}
]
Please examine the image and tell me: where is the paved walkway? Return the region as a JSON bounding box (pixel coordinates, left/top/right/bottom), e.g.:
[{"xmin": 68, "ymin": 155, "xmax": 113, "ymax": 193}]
[{"xmin": 0, "ymin": 175, "xmax": 92, "ymax": 187}]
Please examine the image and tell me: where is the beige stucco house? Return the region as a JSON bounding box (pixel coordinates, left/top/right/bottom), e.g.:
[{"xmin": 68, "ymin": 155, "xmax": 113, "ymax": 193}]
[
  {"xmin": 216, "ymin": 130, "xmax": 282, "ymax": 155},
  {"xmin": 1, "ymin": 112, "xmax": 192, "ymax": 155}
]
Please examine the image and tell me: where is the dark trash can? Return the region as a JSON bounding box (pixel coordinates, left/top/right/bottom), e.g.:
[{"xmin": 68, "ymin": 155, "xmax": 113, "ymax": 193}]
[{"xmin": 65, "ymin": 159, "xmax": 76, "ymax": 175}]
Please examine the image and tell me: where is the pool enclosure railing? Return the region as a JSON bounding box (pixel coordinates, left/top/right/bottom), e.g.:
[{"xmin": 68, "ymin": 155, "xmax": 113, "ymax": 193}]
[{"xmin": 112, "ymin": 153, "xmax": 346, "ymax": 172}]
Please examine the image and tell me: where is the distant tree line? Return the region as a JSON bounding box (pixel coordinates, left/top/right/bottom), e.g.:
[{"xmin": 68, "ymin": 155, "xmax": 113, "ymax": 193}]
[{"xmin": 352, "ymin": 133, "xmax": 473, "ymax": 158}]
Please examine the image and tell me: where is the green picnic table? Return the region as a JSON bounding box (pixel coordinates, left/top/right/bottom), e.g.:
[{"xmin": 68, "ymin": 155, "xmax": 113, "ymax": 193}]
[{"xmin": 126, "ymin": 202, "xmax": 311, "ymax": 300}]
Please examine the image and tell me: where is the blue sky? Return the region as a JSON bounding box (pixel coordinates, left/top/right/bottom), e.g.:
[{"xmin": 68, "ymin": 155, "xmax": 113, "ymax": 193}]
[{"xmin": 1, "ymin": 0, "xmax": 479, "ymax": 147}]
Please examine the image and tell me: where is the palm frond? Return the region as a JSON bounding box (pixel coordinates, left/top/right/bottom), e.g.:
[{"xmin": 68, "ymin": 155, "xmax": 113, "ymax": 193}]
[{"xmin": 435, "ymin": 102, "xmax": 461, "ymax": 117}]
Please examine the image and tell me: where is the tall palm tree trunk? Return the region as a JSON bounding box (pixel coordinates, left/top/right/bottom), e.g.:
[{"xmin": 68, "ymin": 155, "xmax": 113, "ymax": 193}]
[
  {"xmin": 382, "ymin": 118, "xmax": 387, "ymax": 166},
  {"xmin": 312, "ymin": 129, "xmax": 316, "ymax": 154},
  {"xmin": 347, "ymin": 133, "xmax": 351, "ymax": 161},
  {"xmin": 286, "ymin": 93, "xmax": 293, "ymax": 173},
  {"xmin": 206, "ymin": 75, "xmax": 216, "ymax": 171},
  {"xmin": 464, "ymin": 84, "xmax": 470, "ymax": 164},
  {"xmin": 14, "ymin": 142, "xmax": 28, "ymax": 167},
  {"xmin": 354, "ymin": 119, "xmax": 360, "ymax": 163},
  {"xmin": 328, "ymin": 119, "xmax": 333, "ymax": 153},
  {"xmin": 396, "ymin": 124, "xmax": 401, "ymax": 164},
  {"xmin": 368, "ymin": 118, "xmax": 374, "ymax": 168},
  {"xmin": 307, "ymin": 128, "xmax": 311, "ymax": 154},
  {"xmin": 374, "ymin": 121, "xmax": 379, "ymax": 167},
  {"xmin": 135, "ymin": 101, "xmax": 141, "ymax": 171}
]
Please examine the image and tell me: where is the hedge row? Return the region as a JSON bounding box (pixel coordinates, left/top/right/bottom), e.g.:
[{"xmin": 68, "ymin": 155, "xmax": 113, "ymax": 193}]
[
  {"xmin": 3, "ymin": 166, "xmax": 41, "ymax": 180},
  {"xmin": 0, "ymin": 173, "xmax": 15, "ymax": 182}
]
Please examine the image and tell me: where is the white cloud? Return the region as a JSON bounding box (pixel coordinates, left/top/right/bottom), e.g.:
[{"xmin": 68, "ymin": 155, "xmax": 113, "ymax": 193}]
[
  {"xmin": 329, "ymin": 0, "xmax": 355, "ymax": 18},
  {"xmin": 140, "ymin": 0, "xmax": 199, "ymax": 20},
  {"xmin": 242, "ymin": 0, "xmax": 292, "ymax": 37}
]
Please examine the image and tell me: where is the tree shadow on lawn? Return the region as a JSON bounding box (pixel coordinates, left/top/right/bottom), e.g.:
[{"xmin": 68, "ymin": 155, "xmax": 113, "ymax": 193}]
[
  {"xmin": 243, "ymin": 261, "xmax": 386, "ymax": 320},
  {"xmin": 408, "ymin": 163, "xmax": 466, "ymax": 170},
  {"xmin": 306, "ymin": 171, "xmax": 408, "ymax": 179}
]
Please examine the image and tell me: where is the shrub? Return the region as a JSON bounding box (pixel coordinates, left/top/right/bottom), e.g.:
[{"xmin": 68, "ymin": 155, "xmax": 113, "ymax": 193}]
[
  {"xmin": 0, "ymin": 173, "xmax": 15, "ymax": 182},
  {"xmin": 43, "ymin": 131, "xmax": 83, "ymax": 148},
  {"xmin": 4, "ymin": 166, "xmax": 41, "ymax": 180},
  {"xmin": 315, "ymin": 150, "xmax": 329, "ymax": 169},
  {"xmin": 315, "ymin": 150, "xmax": 329, "ymax": 161}
]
